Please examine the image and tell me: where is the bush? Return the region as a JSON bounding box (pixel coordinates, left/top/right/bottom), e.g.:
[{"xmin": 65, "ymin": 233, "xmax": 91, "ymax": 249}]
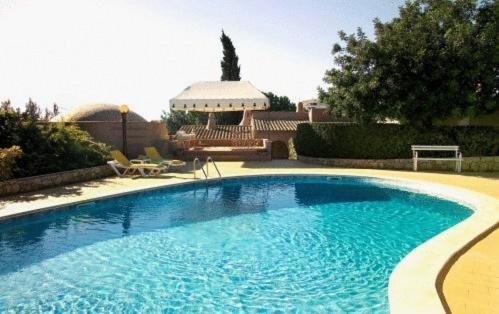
[
  {"xmin": 161, "ymin": 110, "xmax": 208, "ymax": 134},
  {"xmin": 294, "ymin": 123, "xmax": 499, "ymax": 159},
  {"xmin": 0, "ymin": 109, "xmax": 110, "ymax": 179},
  {"xmin": 0, "ymin": 146, "xmax": 23, "ymax": 181}
]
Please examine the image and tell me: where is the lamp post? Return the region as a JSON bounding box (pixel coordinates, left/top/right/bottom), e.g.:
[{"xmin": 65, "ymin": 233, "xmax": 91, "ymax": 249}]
[{"xmin": 119, "ymin": 104, "xmax": 129, "ymax": 157}]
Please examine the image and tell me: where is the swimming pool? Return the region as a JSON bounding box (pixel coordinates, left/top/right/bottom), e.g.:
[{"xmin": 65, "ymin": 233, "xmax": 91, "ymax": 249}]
[{"xmin": 0, "ymin": 175, "xmax": 471, "ymax": 312}]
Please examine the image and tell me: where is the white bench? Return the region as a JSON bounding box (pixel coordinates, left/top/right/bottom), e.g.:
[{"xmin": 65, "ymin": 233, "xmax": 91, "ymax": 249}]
[{"xmin": 411, "ymin": 145, "xmax": 462, "ymax": 172}]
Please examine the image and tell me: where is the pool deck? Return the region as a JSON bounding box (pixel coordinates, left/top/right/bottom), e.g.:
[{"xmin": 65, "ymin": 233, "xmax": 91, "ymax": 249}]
[{"xmin": 0, "ymin": 160, "xmax": 498, "ymax": 313}]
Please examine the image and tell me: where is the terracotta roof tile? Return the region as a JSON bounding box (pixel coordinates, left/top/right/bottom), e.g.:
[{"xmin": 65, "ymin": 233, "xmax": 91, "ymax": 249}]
[
  {"xmin": 253, "ymin": 119, "xmax": 306, "ymax": 132},
  {"xmin": 179, "ymin": 125, "xmax": 252, "ymax": 140}
]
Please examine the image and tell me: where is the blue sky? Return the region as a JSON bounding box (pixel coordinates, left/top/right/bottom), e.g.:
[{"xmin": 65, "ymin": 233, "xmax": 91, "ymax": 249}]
[{"xmin": 0, "ymin": 0, "xmax": 404, "ymax": 120}]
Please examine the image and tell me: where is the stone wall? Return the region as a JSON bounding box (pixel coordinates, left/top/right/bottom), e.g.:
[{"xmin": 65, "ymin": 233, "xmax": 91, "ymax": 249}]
[
  {"xmin": 298, "ymin": 155, "xmax": 499, "ymax": 172},
  {"xmin": 0, "ymin": 165, "xmax": 113, "ymax": 197}
]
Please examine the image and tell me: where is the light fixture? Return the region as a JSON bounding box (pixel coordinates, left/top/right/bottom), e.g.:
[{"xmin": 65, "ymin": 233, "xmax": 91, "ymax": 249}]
[
  {"xmin": 119, "ymin": 104, "xmax": 129, "ymax": 157},
  {"xmin": 119, "ymin": 104, "xmax": 129, "ymax": 114}
]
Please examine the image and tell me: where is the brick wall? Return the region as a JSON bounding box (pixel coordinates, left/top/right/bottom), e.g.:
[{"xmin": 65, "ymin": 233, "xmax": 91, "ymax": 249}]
[{"xmin": 73, "ymin": 121, "xmax": 169, "ymax": 157}]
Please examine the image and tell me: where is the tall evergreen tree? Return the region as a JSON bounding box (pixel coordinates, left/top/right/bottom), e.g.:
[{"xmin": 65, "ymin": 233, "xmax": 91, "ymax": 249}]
[
  {"xmin": 218, "ymin": 30, "xmax": 242, "ymax": 124},
  {"xmin": 220, "ymin": 30, "xmax": 241, "ymax": 81}
]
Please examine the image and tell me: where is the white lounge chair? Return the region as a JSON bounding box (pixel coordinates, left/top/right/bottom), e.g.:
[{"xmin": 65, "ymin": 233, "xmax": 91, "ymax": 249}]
[
  {"xmin": 144, "ymin": 146, "xmax": 186, "ymax": 169},
  {"xmin": 108, "ymin": 150, "xmax": 168, "ymax": 177}
]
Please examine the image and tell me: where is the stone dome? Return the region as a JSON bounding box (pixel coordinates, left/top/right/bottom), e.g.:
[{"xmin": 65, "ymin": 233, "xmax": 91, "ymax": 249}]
[{"xmin": 54, "ymin": 103, "xmax": 147, "ymax": 122}]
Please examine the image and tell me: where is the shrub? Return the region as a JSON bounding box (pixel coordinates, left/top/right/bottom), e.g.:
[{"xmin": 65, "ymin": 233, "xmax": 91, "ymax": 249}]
[
  {"xmin": 0, "ymin": 146, "xmax": 23, "ymax": 181},
  {"xmin": 0, "ymin": 109, "xmax": 110, "ymax": 179},
  {"xmin": 294, "ymin": 123, "xmax": 499, "ymax": 159}
]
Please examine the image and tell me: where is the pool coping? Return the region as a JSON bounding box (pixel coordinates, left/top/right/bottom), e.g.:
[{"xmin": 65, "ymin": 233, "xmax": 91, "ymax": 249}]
[{"xmin": 1, "ymin": 169, "xmax": 498, "ymax": 313}]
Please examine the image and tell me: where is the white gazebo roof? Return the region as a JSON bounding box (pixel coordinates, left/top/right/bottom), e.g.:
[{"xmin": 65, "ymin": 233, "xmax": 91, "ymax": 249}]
[{"xmin": 169, "ymin": 81, "xmax": 269, "ymax": 112}]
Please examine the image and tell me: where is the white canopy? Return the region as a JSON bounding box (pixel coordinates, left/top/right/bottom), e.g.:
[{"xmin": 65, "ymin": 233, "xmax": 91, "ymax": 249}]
[{"xmin": 169, "ymin": 81, "xmax": 269, "ymax": 112}]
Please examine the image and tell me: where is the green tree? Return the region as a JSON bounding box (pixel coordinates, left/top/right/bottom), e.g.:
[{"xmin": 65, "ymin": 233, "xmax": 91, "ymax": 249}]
[
  {"xmin": 220, "ymin": 30, "xmax": 241, "ymax": 81},
  {"xmin": 218, "ymin": 30, "xmax": 243, "ymax": 124},
  {"xmin": 320, "ymin": 0, "xmax": 498, "ymax": 126},
  {"xmin": 22, "ymin": 98, "xmax": 42, "ymax": 122},
  {"xmin": 161, "ymin": 110, "xmax": 207, "ymax": 134},
  {"xmin": 1, "ymin": 99, "xmax": 13, "ymax": 111},
  {"xmin": 264, "ymin": 92, "xmax": 296, "ymax": 111}
]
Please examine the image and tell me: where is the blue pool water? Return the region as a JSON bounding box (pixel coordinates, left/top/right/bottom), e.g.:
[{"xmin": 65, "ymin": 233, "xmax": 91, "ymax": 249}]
[{"xmin": 0, "ymin": 176, "xmax": 471, "ymax": 313}]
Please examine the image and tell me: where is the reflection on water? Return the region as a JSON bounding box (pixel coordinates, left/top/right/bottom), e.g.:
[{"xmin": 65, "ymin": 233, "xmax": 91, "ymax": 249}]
[
  {"xmin": 294, "ymin": 183, "xmax": 391, "ymax": 206},
  {"xmin": 0, "ymin": 176, "xmax": 472, "ymax": 312},
  {"xmin": 0, "ymin": 179, "xmax": 273, "ymax": 275},
  {"xmin": 0, "ymin": 176, "xmax": 431, "ymax": 277}
]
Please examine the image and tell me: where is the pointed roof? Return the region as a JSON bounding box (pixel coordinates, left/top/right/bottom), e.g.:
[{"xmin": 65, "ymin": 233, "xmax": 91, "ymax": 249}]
[{"xmin": 170, "ymin": 81, "xmax": 269, "ymax": 112}]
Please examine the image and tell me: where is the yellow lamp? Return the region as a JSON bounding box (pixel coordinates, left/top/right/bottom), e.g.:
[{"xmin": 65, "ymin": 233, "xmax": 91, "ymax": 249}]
[{"xmin": 119, "ymin": 104, "xmax": 129, "ymax": 114}]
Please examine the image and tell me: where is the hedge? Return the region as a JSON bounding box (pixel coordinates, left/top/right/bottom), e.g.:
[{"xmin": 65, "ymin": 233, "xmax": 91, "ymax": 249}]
[
  {"xmin": 1, "ymin": 109, "xmax": 110, "ymax": 179},
  {"xmin": 294, "ymin": 123, "xmax": 499, "ymax": 159}
]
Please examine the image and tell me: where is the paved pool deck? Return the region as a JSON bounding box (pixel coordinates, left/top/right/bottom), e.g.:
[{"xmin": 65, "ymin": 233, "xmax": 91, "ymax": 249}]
[{"xmin": 0, "ymin": 160, "xmax": 498, "ymax": 313}]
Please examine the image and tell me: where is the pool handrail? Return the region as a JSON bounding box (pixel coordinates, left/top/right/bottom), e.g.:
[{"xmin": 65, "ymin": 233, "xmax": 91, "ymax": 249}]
[
  {"xmin": 206, "ymin": 156, "xmax": 222, "ymax": 179},
  {"xmin": 192, "ymin": 157, "xmax": 222, "ymax": 180}
]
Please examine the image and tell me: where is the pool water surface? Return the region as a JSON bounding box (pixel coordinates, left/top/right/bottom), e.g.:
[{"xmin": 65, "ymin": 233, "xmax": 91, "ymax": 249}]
[{"xmin": 0, "ymin": 176, "xmax": 471, "ymax": 312}]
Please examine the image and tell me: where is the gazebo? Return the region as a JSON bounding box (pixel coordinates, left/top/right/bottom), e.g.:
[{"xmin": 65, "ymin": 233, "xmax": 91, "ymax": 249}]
[
  {"xmin": 170, "ymin": 81, "xmax": 269, "ymax": 113},
  {"xmin": 168, "ymin": 81, "xmax": 272, "ymax": 160}
]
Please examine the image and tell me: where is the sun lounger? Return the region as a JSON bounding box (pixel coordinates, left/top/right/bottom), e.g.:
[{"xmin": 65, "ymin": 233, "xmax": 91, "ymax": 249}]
[
  {"xmin": 144, "ymin": 147, "xmax": 186, "ymax": 168},
  {"xmin": 108, "ymin": 150, "xmax": 168, "ymax": 177}
]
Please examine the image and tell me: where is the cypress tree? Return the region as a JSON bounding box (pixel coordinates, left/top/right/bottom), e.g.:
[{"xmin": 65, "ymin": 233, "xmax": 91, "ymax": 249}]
[
  {"xmin": 220, "ymin": 30, "xmax": 241, "ymax": 81},
  {"xmin": 218, "ymin": 30, "xmax": 243, "ymax": 124}
]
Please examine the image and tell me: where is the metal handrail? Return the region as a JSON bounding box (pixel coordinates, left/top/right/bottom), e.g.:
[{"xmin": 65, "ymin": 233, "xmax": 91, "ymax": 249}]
[
  {"xmin": 206, "ymin": 156, "xmax": 222, "ymax": 179},
  {"xmin": 193, "ymin": 156, "xmax": 222, "ymax": 180},
  {"xmin": 193, "ymin": 157, "xmax": 208, "ymax": 179}
]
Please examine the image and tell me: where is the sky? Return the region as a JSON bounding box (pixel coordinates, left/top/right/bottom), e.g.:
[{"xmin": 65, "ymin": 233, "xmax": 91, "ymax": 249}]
[{"xmin": 0, "ymin": 0, "xmax": 404, "ymax": 120}]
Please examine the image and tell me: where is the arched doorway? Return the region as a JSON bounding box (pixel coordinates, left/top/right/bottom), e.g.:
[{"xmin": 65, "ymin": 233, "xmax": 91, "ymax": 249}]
[{"xmin": 271, "ymin": 141, "xmax": 289, "ymax": 159}]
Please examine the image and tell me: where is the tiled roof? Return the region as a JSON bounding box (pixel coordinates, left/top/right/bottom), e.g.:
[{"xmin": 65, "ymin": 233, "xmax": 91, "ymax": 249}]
[
  {"xmin": 179, "ymin": 125, "xmax": 252, "ymax": 140},
  {"xmin": 253, "ymin": 119, "xmax": 307, "ymax": 132}
]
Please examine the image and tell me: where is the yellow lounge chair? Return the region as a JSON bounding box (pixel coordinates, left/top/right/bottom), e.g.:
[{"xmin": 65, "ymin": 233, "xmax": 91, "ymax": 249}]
[
  {"xmin": 144, "ymin": 147, "xmax": 186, "ymax": 168},
  {"xmin": 108, "ymin": 150, "xmax": 167, "ymax": 177}
]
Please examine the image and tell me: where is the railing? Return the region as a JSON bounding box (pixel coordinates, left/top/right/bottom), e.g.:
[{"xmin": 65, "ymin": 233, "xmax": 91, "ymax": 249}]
[
  {"xmin": 205, "ymin": 156, "xmax": 222, "ymax": 179},
  {"xmin": 193, "ymin": 157, "xmax": 207, "ymax": 179},
  {"xmin": 193, "ymin": 156, "xmax": 222, "ymax": 180}
]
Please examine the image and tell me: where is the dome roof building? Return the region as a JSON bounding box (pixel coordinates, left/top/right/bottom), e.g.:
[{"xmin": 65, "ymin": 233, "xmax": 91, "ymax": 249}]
[{"xmin": 52, "ymin": 103, "xmax": 147, "ymax": 122}]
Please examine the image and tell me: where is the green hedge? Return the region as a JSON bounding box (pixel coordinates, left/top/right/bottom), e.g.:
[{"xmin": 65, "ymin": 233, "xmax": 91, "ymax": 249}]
[
  {"xmin": 294, "ymin": 123, "xmax": 499, "ymax": 159},
  {"xmin": 1, "ymin": 109, "xmax": 110, "ymax": 179}
]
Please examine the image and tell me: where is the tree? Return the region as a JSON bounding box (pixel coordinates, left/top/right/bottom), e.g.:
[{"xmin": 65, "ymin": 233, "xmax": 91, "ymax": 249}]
[
  {"xmin": 22, "ymin": 98, "xmax": 42, "ymax": 122},
  {"xmin": 161, "ymin": 110, "xmax": 207, "ymax": 134},
  {"xmin": 52, "ymin": 103, "xmax": 59, "ymax": 117},
  {"xmin": 220, "ymin": 30, "xmax": 241, "ymax": 81},
  {"xmin": 218, "ymin": 30, "xmax": 243, "ymax": 124},
  {"xmin": 43, "ymin": 103, "xmax": 60, "ymax": 121},
  {"xmin": 264, "ymin": 92, "xmax": 296, "ymax": 111},
  {"xmin": 320, "ymin": 0, "xmax": 498, "ymax": 126},
  {"xmin": 162, "ymin": 30, "xmax": 243, "ymax": 128},
  {"xmin": 1, "ymin": 99, "xmax": 13, "ymax": 111}
]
